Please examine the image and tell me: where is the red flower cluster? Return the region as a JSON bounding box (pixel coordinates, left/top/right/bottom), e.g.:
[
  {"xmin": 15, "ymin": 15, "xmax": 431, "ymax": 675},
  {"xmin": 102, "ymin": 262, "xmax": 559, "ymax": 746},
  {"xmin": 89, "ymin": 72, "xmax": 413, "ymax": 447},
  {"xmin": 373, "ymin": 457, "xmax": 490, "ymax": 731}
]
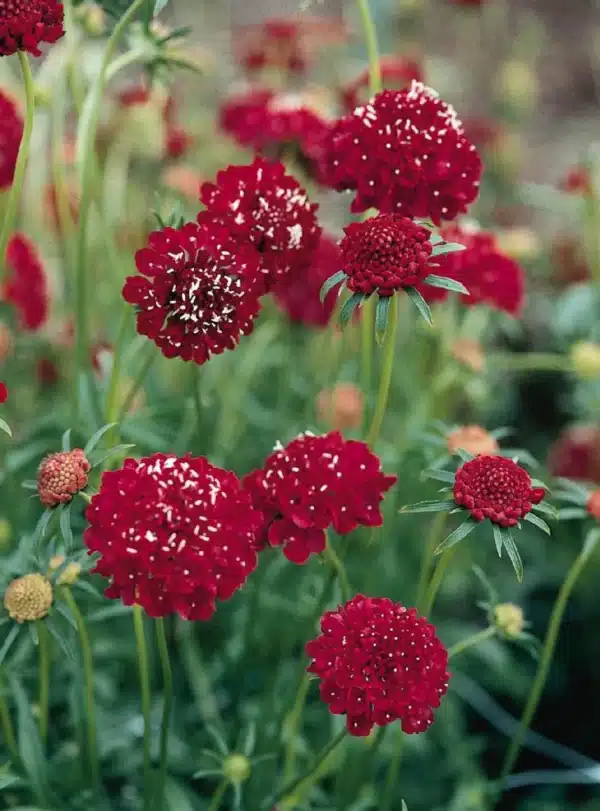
[
  {"xmin": 0, "ymin": 0, "xmax": 64, "ymax": 57},
  {"xmin": 306, "ymin": 595, "xmax": 449, "ymax": 736},
  {"xmin": 273, "ymin": 233, "xmax": 342, "ymax": 327},
  {"xmin": 341, "ymin": 55, "xmax": 424, "ymax": 112},
  {"xmin": 198, "ymin": 158, "xmax": 321, "ymax": 290},
  {"xmin": 243, "ymin": 432, "xmax": 396, "ymax": 564},
  {"xmin": 418, "ymin": 225, "xmax": 525, "ymax": 315},
  {"xmin": 454, "ymin": 455, "xmax": 545, "ymax": 527},
  {"xmin": 0, "ymin": 381, "xmax": 7, "ymax": 403},
  {"xmin": 233, "ymin": 19, "xmax": 308, "ymax": 75},
  {"xmin": 340, "ymin": 214, "xmax": 433, "ymax": 296},
  {"xmin": 323, "ymin": 82, "xmax": 481, "ymax": 223},
  {"xmin": 123, "ymin": 222, "xmax": 263, "ymax": 365},
  {"xmin": 4, "ymin": 234, "xmax": 49, "ymax": 331},
  {"xmin": 37, "ymin": 449, "xmax": 90, "ymax": 508},
  {"xmin": 84, "ymin": 454, "xmax": 261, "ymax": 620},
  {"xmin": 0, "ymin": 90, "xmax": 22, "ymax": 190}
]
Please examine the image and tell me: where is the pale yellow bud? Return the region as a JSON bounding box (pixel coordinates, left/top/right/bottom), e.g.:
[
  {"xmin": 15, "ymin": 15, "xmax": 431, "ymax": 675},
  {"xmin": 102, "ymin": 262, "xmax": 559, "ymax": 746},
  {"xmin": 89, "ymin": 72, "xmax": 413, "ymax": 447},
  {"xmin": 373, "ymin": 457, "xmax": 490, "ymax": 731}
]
[
  {"xmin": 494, "ymin": 603, "xmax": 525, "ymax": 638},
  {"xmin": 571, "ymin": 342, "xmax": 600, "ymax": 380}
]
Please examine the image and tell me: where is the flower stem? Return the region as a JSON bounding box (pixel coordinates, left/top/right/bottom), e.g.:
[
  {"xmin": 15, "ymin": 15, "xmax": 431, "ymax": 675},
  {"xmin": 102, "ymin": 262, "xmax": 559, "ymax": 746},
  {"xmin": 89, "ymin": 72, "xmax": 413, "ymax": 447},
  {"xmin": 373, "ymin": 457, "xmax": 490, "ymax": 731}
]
[
  {"xmin": 63, "ymin": 588, "xmax": 100, "ymax": 787},
  {"xmin": 37, "ymin": 621, "xmax": 51, "ymax": 743},
  {"xmin": 154, "ymin": 618, "xmax": 173, "ymax": 811},
  {"xmin": 0, "ymin": 52, "xmax": 35, "ymax": 281},
  {"xmin": 133, "ymin": 605, "xmax": 152, "ymax": 811},
  {"xmin": 105, "ymin": 306, "xmax": 131, "ymax": 425},
  {"xmin": 498, "ymin": 539, "xmax": 597, "ymax": 788},
  {"xmin": 367, "ymin": 295, "xmax": 399, "ymax": 446},
  {"xmin": 356, "ymin": 0, "xmax": 382, "ymax": 94},
  {"xmin": 361, "ymin": 296, "xmax": 375, "ymax": 400},
  {"xmin": 118, "ymin": 345, "xmax": 156, "ymax": 420},
  {"xmin": 323, "ymin": 539, "xmax": 352, "ymax": 603},
  {"xmin": 448, "ymin": 626, "xmax": 495, "ymax": 659},
  {"xmin": 422, "ymin": 547, "xmax": 456, "ymax": 617},
  {"xmin": 207, "ymin": 778, "xmax": 228, "ymax": 811},
  {"xmin": 379, "ymin": 730, "xmax": 404, "ymax": 811},
  {"xmin": 0, "ymin": 688, "xmax": 18, "ymax": 760},
  {"xmin": 415, "ymin": 512, "xmax": 447, "ymax": 613}
]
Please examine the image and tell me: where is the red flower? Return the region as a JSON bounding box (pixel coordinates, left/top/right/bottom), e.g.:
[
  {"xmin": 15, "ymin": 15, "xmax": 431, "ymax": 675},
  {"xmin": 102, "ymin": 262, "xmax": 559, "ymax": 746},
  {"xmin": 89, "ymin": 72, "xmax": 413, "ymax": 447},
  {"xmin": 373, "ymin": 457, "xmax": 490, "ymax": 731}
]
[
  {"xmin": 233, "ymin": 19, "xmax": 308, "ymax": 75},
  {"xmin": 0, "ymin": 90, "xmax": 22, "ymax": 189},
  {"xmin": 37, "ymin": 449, "xmax": 90, "ymax": 508},
  {"xmin": 273, "ymin": 233, "xmax": 342, "ymax": 327},
  {"xmin": 306, "ymin": 595, "xmax": 449, "ymax": 736},
  {"xmin": 560, "ymin": 166, "xmax": 593, "ymax": 197},
  {"xmin": 0, "ymin": 381, "xmax": 7, "ymax": 403},
  {"xmin": 243, "ymin": 431, "xmax": 396, "ymax": 564},
  {"xmin": 587, "ymin": 490, "xmax": 600, "ymax": 520},
  {"xmin": 454, "ymin": 455, "xmax": 545, "ymax": 527},
  {"xmin": 547, "ymin": 425, "xmax": 600, "ymax": 483},
  {"xmin": 323, "ymin": 81, "xmax": 481, "ymax": 224},
  {"xmin": 198, "ymin": 158, "xmax": 321, "ymax": 290},
  {"xmin": 123, "ymin": 221, "xmax": 263, "ymax": 365},
  {"xmin": 84, "ymin": 454, "xmax": 261, "ymax": 620},
  {"xmin": 341, "ymin": 55, "xmax": 424, "ymax": 112},
  {"xmin": 0, "ymin": 0, "xmax": 64, "ymax": 57},
  {"xmin": 417, "ymin": 224, "xmax": 525, "ymax": 316},
  {"xmin": 4, "ymin": 233, "xmax": 49, "ymax": 331},
  {"xmin": 340, "ymin": 214, "xmax": 432, "ymax": 296}
]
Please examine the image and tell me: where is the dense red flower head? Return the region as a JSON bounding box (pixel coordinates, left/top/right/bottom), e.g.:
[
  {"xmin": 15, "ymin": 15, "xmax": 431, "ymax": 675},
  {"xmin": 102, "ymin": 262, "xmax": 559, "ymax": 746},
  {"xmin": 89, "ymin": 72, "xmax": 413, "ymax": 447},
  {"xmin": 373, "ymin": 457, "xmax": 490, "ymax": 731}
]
[
  {"xmin": 0, "ymin": 91, "xmax": 22, "ymax": 190},
  {"xmin": 122, "ymin": 221, "xmax": 263, "ymax": 365},
  {"xmin": 0, "ymin": 0, "xmax": 64, "ymax": 56},
  {"xmin": 4, "ymin": 234, "xmax": 49, "ymax": 331},
  {"xmin": 37, "ymin": 449, "xmax": 90, "ymax": 508},
  {"xmin": 273, "ymin": 233, "xmax": 342, "ymax": 327},
  {"xmin": 243, "ymin": 431, "xmax": 396, "ymax": 564},
  {"xmin": 233, "ymin": 19, "xmax": 308, "ymax": 74},
  {"xmin": 341, "ymin": 55, "xmax": 424, "ymax": 112},
  {"xmin": 323, "ymin": 81, "xmax": 481, "ymax": 224},
  {"xmin": 84, "ymin": 454, "xmax": 261, "ymax": 620},
  {"xmin": 198, "ymin": 159, "xmax": 321, "ymax": 290},
  {"xmin": 454, "ymin": 455, "xmax": 545, "ymax": 527},
  {"xmin": 306, "ymin": 595, "xmax": 449, "ymax": 736},
  {"xmin": 340, "ymin": 214, "xmax": 432, "ymax": 296},
  {"xmin": 547, "ymin": 425, "xmax": 600, "ymax": 483},
  {"xmin": 417, "ymin": 224, "xmax": 525, "ymax": 315},
  {"xmin": 0, "ymin": 381, "xmax": 7, "ymax": 404}
]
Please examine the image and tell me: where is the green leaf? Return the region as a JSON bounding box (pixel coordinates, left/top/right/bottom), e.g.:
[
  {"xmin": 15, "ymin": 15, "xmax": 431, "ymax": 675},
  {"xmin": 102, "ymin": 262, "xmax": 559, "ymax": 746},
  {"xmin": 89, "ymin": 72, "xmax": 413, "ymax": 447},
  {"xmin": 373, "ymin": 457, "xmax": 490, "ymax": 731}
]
[
  {"xmin": 0, "ymin": 774, "xmax": 21, "ymax": 790},
  {"xmin": 84, "ymin": 423, "xmax": 117, "ymax": 455},
  {"xmin": 434, "ymin": 519, "xmax": 478, "ymax": 554},
  {"xmin": 532, "ymin": 501, "xmax": 559, "ymax": 519},
  {"xmin": 74, "ymin": 579, "xmax": 102, "ymax": 599},
  {"xmin": 524, "ymin": 512, "xmax": 551, "ymax": 535},
  {"xmin": 502, "ymin": 531, "xmax": 524, "ymax": 582},
  {"xmin": 530, "ymin": 478, "xmax": 549, "ymax": 491},
  {"xmin": 192, "ymin": 769, "xmax": 223, "ymax": 779},
  {"xmin": 21, "ymin": 480, "xmax": 38, "ymax": 490},
  {"xmin": 54, "ymin": 601, "xmax": 78, "ymax": 630},
  {"xmin": 423, "ymin": 274, "xmax": 469, "ymax": 295},
  {"xmin": 429, "ymin": 232, "xmax": 444, "ymax": 246},
  {"xmin": 375, "ymin": 295, "xmax": 392, "ymax": 345},
  {"xmin": 206, "ymin": 724, "xmax": 230, "ymax": 756},
  {"xmin": 33, "ymin": 510, "xmax": 53, "ymax": 545},
  {"xmin": 492, "ymin": 524, "xmax": 504, "ymax": 557},
  {"xmin": 472, "ymin": 564, "xmax": 498, "ymax": 605},
  {"xmin": 405, "ymin": 286, "xmax": 433, "ymax": 326},
  {"xmin": 582, "ymin": 527, "xmax": 600, "ymax": 557},
  {"xmin": 320, "ymin": 270, "xmax": 346, "ymax": 303},
  {"xmin": 241, "ymin": 722, "xmax": 256, "ymax": 757},
  {"xmin": 501, "ymin": 449, "xmax": 539, "ymax": 468},
  {"xmin": 0, "ymin": 418, "xmax": 12, "ymax": 437},
  {"xmin": 339, "ymin": 293, "xmax": 365, "ymax": 328},
  {"xmin": 399, "ymin": 500, "xmax": 455, "ymax": 514},
  {"xmin": 10, "ymin": 675, "xmax": 50, "ymax": 804},
  {"xmin": 164, "ymin": 777, "xmax": 199, "ymax": 811},
  {"xmin": 456, "ymin": 448, "xmax": 474, "ymax": 462},
  {"xmin": 421, "ymin": 468, "xmax": 455, "ymax": 484},
  {"xmin": 402, "ymin": 802, "xmax": 408, "ymax": 811},
  {"xmin": 0, "ymin": 624, "xmax": 21, "ymax": 666},
  {"xmin": 46, "ymin": 615, "xmax": 75, "ymax": 661},
  {"xmin": 89, "ymin": 443, "xmax": 135, "ymax": 468},
  {"xmin": 61, "ymin": 429, "xmax": 72, "ymax": 452},
  {"xmin": 431, "ymin": 242, "xmax": 466, "ymax": 257},
  {"xmin": 59, "ymin": 504, "xmax": 74, "ymax": 551}
]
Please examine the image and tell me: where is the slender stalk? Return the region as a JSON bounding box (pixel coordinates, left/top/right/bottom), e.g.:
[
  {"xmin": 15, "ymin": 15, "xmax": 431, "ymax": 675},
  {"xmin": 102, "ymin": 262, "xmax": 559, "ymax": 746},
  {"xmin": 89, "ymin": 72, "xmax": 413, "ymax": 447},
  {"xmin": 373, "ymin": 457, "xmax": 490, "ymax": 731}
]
[
  {"xmin": 0, "ymin": 690, "xmax": 18, "ymax": 760},
  {"xmin": 118, "ymin": 346, "xmax": 156, "ymax": 420},
  {"xmin": 133, "ymin": 605, "xmax": 152, "ymax": 811},
  {"xmin": 361, "ymin": 296, "xmax": 375, "ymax": 400},
  {"xmin": 207, "ymin": 778, "xmax": 228, "ymax": 811},
  {"xmin": 0, "ymin": 53, "xmax": 36, "ymax": 281},
  {"xmin": 356, "ymin": 0, "xmax": 382, "ymax": 94},
  {"xmin": 323, "ymin": 540, "xmax": 351, "ymax": 603},
  {"xmin": 367, "ymin": 295, "xmax": 399, "ymax": 446},
  {"xmin": 422, "ymin": 547, "xmax": 456, "ymax": 617},
  {"xmin": 283, "ymin": 672, "xmax": 312, "ymax": 783},
  {"xmin": 448, "ymin": 626, "xmax": 495, "ymax": 660},
  {"xmin": 37, "ymin": 621, "xmax": 51, "ymax": 743},
  {"xmin": 104, "ymin": 307, "xmax": 131, "ymax": 425},
  {"xmin": 154, "ymin": 618, "xmax": 173, "ymax": 811},
  {"xmin": 498, "ymin": 541, "xmax": 597, "ymax": 787},
  {"xmin": 415, "ymin": 512, "xmax": 447, "ymax": 612},
  {"xmin": 379, "ymin": 730, "xmax": 404, "ymax": 811},
  {"xmin": 63, "ymin": 588, "xmax": 100, "ymax": 787}
]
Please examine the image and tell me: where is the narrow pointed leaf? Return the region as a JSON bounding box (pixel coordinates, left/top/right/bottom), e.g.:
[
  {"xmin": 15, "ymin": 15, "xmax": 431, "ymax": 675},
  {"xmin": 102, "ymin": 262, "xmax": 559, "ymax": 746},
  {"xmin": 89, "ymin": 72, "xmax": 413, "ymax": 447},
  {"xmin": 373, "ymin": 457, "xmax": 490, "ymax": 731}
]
[
  {"xmin": 434, "ymin": 519, "xmax": 478, "ymax": 554},
  {"xmin": 502, "ymin": 531, "xmax": 524, "ymax": 582},
  {"xmin": 530, "ymin": 478, "xmax": 549, "ymax": 491},
  {"xmin": 532, "ymin": 501, "xmax": 559, "ymax": 519},
  {"xmin": 206, "ymin": 724, "xmax": 230, "ymax": 756},
  {"xmin": 54, "ymin": 601, "xmax": 78, "ymax": 630},
  {"xmin": 405, "ymin": 286, "xmax": 433, "ymax": 326},
  {"xmin": 320, "ymin": 270, "xmax": 347, "ymax": 303},
  {"xmin": 421, "ymin": 468, "xmax": 455, "ymax": 484},
  {"xmin": 492, "ymin": 524, "xmax": 504, "ymax": 557},
  {"xmin": 242, "ymin": 722, "xmax": 256, "ymax": 757},
  {"xmin": 557, "ymin": 506, "xmax": 587, "ymax": 521},
  {"xmin": 429, "ymin": 232, "xmax": 444, "ymax": 246},
  {"xmin": 33, "ymin": 510, "xmax": 53, "ymax": 545},
  {"xmin": 554, "ymin": 477, "xmax": 590, "ymax": 499},
  {"xmin": 84, "ymin": 423, "xmax": 117, "ymax": 455},
  {"xmin": 0, "ymin": 624, "xmax": 20, "ymax": 666},
  {"xmin": 490, "ymin": 426, "xmax": 513, "ymax": 440},
  {"xmin": 399, "ymin": 499, "xmax": 455, "ymax": 514},
  {"xmin": 456, "ymin": 448, "xmax": 474, "ymax": 462},
  {"xmin": 90, "ymin": 443, "xmax": 135, "ymax": 468},
  {"xmin": 46, "ymin": 616, "xmax": 75, "ymax": 661},
  {"xmin": 375, "ymin": 295, "xmax": 392, "ymax": 345},
  {"xmin": 472, "ymin": 564, "xmax": 499, "ymax": 605},
  {"xmin": 0, "ymin": 418, "xmax": 12, "ymax": 437},
  {"xmin": 524, "ymin": 512, "xmax": 551, "ymax": 535},
  {"xmin": 74, "ymin": 579, "xmax": 102, "ymax": 599},
  {"xmin": 22, "ymin": 480, "xmax": 38, "ymax": 490},
  {"xmin": 339, "ymin": 293, "xmax": 365, "ymax": 328},
  {"xmin": 423, "ymin": 274, "xmax": 470, "ymax": 295},
  {"xmin": 10, "ymin": 675, "xmax": 50, "ymax": 804},
  {"xmin": 59, "ymin": 504, "xmax": 74, "ymax": 551},
  {"xmin": 431, "ymin": 242, "xmax": 466, "ymax": 257},
  {"xmin": 61, "ymin": 429, "xmax": 72, "ymax": 452}
]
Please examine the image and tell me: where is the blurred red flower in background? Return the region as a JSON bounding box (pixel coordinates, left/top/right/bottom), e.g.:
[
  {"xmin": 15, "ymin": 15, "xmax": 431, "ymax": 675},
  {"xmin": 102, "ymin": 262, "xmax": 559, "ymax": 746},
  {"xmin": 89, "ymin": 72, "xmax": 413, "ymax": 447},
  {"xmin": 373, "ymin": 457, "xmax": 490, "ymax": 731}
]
[
  {"xmin": 3, "ymin": 234, "xmax": 49, "ymax": 331},
  {"xmin": 0, "ymin": 91, "xmax": 23, "ymax": 190}
]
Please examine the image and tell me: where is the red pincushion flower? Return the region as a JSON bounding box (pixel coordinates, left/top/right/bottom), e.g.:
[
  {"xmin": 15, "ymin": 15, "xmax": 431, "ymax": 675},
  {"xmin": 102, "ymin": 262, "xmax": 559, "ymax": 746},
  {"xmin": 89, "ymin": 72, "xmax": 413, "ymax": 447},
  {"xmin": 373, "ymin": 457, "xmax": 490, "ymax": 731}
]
[
  {"xmin": 122, "ymin": 221, "xmax": 263, "ymax": 365},
  {"xmin": 548, "ymin": 425, "xmax": 600, "ymax": 483},
  {"xmin": 0, "ymin": 0, "xmax": 64, "ymax": 57},
  {"xmin": 233, "ymin": 19, "xmax": 308, "ymax": 75},
  {"xmin": 273, "ymin": 233, "xmax": 342, "ymax": 327},
  {"xmin": 453, "ymin": 455, "xmax": 545, "ymax": 527},
  {"xmin": 417, "ymin": 224, "xmax": 525, "ymax": 315},
  {"xmin": 4, "ymin": 233, "xmax": 49, "ymax": 331},
  {"xmin": 243, "ymin": 431, "xmax": 396, "ymax": 564},
  {"xmin": 323, "ymin": 81, "xmax": 482, "ymax": 224},
  {"xmin": 37, "ymin": 449, "xmax": 90, "ymax": 508},
  {"xmin": 0, "ymin": 90, "xmax": 22, "ymax": 189},
  {"xmin": 340, "ymin": 214, "xmax": 433, "ymax": 296},
  {"xmin": 84, "ymin": 454, "xmax": 261, "ymax": 620},
  {"xmin": 341, "ymin": 55, "xmax": 424, "ymax": 112},
  {"xmin": 306, "ymin": 595, "xmax": 449, "ymax": 736},
  {"xmin": 0, "ymin": 381, "xmax": 7, "ymax": 403},
  {"xmin": 198, "ymin": 158, "xmax": 321, "ymax": 290}
]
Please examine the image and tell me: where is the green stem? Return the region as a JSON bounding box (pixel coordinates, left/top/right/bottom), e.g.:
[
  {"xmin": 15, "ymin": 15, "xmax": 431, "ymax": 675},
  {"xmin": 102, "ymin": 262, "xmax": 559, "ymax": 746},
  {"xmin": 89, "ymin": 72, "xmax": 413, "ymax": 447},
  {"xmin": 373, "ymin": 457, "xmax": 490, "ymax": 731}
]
[
  {"xmin": 356, "ymin": 0, "xmax": 382, "ymax": 94},
  {"xmin": 118, "ymin": 345, "xmax": 156, "ymax": 420},
  {"xmin": 154, "ymin": 618, "xmax": 173, "ymax": 811},
  {"xmin": 63, "ymin": 588, "xmax": 100, "ymax": 787},
  {"xmin": 448, "ymin": 626, "xmax": 495, "ymax": 659},
  {"xmin": 498, "ymin": 541, "xmax": 597, "ymax": 787},
  {"xmin": 207, "ymin": 778, "xmax": 228, "ymax": 811},
  {"xmin": 105, "ymin": 306, "xmax": 131, "ymax": 423},
  {"xmin": 0, "ymin": 690, "xmax": 18, "ymax": 760},
  {"xmin": 283, "ymin": 672, "xmax": 312, "ymax": 784},
  {"xmin": 361, "ymin": 296, "xmax": 375, "ymax": 400},
  {"xmin": 379, "ymin": 730, "xmax": 404, "ymax": 811},
  {"xmin": 0, "ymin": 53, "xmax": 36, "ymax": 281},
  {"xmin": 133, "ymin": 605, "xmax": 152, "ymax": 811},
  {"xmin": 37, "ymin": 621, "xmax": 51, "ymax": 743},
  {"xmin": 488, "ymin": 353, "xmax": 571, "ymax": 373},
  {"xmin": 422, "ymin": 548, "xmax": 456, "ymax": 617},
  {"xmin": 323, "ymin": 539, "xmax": 351, "ymax": 603},
  {"xmin": 415, "ymin": 512, "xmax": 447, "ymax": 613},
  {"xmin": 367, "ymin": 295, "xmax": 399, "ymax": 446}
]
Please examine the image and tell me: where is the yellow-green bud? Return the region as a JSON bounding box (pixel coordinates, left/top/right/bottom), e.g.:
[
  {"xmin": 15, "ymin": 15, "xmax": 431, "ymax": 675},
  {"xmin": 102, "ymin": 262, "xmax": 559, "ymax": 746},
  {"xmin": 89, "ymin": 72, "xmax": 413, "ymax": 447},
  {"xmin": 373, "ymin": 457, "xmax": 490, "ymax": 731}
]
[
  {"xmin": 222, "ymin": 754, "xmax": 251, "ymax": 784},
  {"xmin": 494, "ymin": 603, "xmax": 525, "ymax": 638},
  {"xmin": 571, "ymin": 342, "xmax": 600, "ymax": 380},
  {"xmin": 4, "ymin": 574, "xmax": 53, "ymax": 623}
]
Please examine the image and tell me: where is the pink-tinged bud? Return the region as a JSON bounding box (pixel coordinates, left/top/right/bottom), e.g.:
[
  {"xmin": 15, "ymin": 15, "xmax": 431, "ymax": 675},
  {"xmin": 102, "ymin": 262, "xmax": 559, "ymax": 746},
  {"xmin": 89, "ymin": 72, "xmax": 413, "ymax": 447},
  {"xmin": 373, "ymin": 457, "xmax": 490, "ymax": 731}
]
[{"xmin": 37, "ymin": 449, "xmax": 91, "ymax": 508}]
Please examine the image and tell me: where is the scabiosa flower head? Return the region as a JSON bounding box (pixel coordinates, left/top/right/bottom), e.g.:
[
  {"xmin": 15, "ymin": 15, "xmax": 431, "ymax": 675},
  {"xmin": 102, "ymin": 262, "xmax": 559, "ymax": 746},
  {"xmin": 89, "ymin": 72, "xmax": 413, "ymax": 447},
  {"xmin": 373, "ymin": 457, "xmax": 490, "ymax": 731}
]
[
  {"xmin": 447, "ymin": 426, "xmax": 498, "ymax": 457},
  {"xmin": 0, "ymin": 0, "xmax": 64, "ymax": 57},
  {"xmin": 341, "ymin": 55, "xmax": 424, "ymax": 112},
  {"xmin": 340, "ymin": 214, "xmax": 432, "ymax": 296},
  {"xmin": 37, "ymin": 449, "xmax": 90, "ymax": 508},
  {"xmin": 0, "ymin": 90, "xmax": 22, "ymax": 189},
  {"xmin": 454, "ymin": 455, "xmax": 545, "ymax": 527},
  {"xmin": 323, "ymin": 81, "xmax": 481, "ymax": 223},
  {"xmin": 84, "ymin": 454, "xmax": 260, "ymax": 620},
  {"xmin": 306, "ymin": 595, "xmax": 449, "ymax": 736},
  {"xmin": 273, "ymin": 233, "xmax": 342, "ymax": 327},
  {"xmin": 4, "ymin": 574, "xmax": 53, "ymax": 622},
  {"xmin": 3, "ymin": 233, "xmax": 49, "ymax": 331},
  {"xmin": 0, "ymin": 381, "xmax": 7, "ymax": 403},
  {"xmin": 316, "ymin": 383, "xmax": 364, "ymax": 432},
  {"xmin": 243, "ymin": 431, "xmax": 396, "ymax": 564},
  {"xmin": 198, "ymin": 158, "xmax": 321, "ymax": 290},
  {"xmin": 123, "ymin": 221, "xmax": 263, "ymax": 365}
]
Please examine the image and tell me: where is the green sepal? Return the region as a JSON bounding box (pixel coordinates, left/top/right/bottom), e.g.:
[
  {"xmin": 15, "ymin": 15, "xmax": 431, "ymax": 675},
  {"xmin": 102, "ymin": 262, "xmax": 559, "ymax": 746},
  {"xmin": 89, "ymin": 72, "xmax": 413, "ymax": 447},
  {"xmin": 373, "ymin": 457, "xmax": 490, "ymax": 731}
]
[
  {"xmin": 375, "ymin": 295, "xmax": 392, "ymax": 346},
  {"xmin": 405, "ymin": 286, "xmax": 433, "ymax": 326},
  {"xmin": 320, "ymin": 270, "xmax": 347, "ymax": 303},
  {"xmin": 339, "ymin": 293, "xmax": 365, "ymax": 328},
  {"xmin": 423, "ymin": 274, "xmax": 469, "ymax": 295},
  {"xmin": 84, "ymin": 423, "xmax": 118, "ymax": 455},
  {"xmin": 434, "ymin": 518, "xmax": 478, "ymax": 554},
  {"xmin": 502, "ymin": 529, "xmax": 523, "ymax": 582},
  {"xmin": 0, "ymin": 417, "xmax": 12, "ymax": 437},
  {"xmin": 431, "ymin": 242, "xmax": 466, "ymax": 257},
  {"xmin": 61, "ymin": 428, "xmax": 72, "ymax": 452},
  {"xmin": 556, "ymin": 507, "xmax": 587, "ymax": 521},
  {"xmin": 421, "ymin": 468, "xmax": 455, "ymax": 484},
  {"xmin": 524, "ymin": 512, "xmax": 551, "ymax": 535},
  {"xmin": 492, "ymin": 524, "xmax": 504, "ymax": 557}
]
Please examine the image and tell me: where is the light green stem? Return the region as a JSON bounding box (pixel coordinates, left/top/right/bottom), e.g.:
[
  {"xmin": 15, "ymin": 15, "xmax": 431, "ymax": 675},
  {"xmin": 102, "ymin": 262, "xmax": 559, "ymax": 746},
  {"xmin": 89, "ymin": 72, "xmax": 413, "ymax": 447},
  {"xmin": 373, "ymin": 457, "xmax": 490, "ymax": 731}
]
[
  {"xmin": 356, "ymin": 0, "xmax": 382, "ymax": 94},
  {"xmin": 0, "ymin": 53, "xmax": 35, "ymax": 280},
  {"xmin": 379, "ymin": 730, "xmax": 404, "ymax": 811},
  {"xmin": 37, "ymin": 622, "xmax": 51, "ymax": 743},
  {"xmin": 422, "ymin": 548, "xmax": 456, "ymax": 617},
  {"xmin": 283, "ymin": 672, "xmax": 312, "ymax": 784},
  {"xmin": 448, "ymin": 626, "xmax": 495, "ymax": 659},
  {"xmin": 361, "ymin": 296, "xmax": 375, "ymax": 400},
  {"xmin": 154, "ymin": 618, "xmax": 173, "ymax": 811},
  {"xmin": 133, "ymin": 605, "xmax": 152, "ymax": 811},
  {"xmin": 0, "ymin": 689, "xmax": 18, "ymax": 760},
  {"xmin": 367, "ymin": 295, "xmax": 399, "ymax": 446},
  {"xmin": 118, "ymin": 346, "xmax": 156, "ymax": 420},
  {"xmin": 207, "ymin": 778, "xmax": 228, "ymax": 811},
  {"xmin": 270, "ymin": 728, "xmax": 346, "ymax": 807},
  {"xmin": 323, "ymin": 540, "xmax": 351, "ymax": 603},
  {"xmin": 415, "ymin": 512, "xmax": 447, "ymax": 612}
]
